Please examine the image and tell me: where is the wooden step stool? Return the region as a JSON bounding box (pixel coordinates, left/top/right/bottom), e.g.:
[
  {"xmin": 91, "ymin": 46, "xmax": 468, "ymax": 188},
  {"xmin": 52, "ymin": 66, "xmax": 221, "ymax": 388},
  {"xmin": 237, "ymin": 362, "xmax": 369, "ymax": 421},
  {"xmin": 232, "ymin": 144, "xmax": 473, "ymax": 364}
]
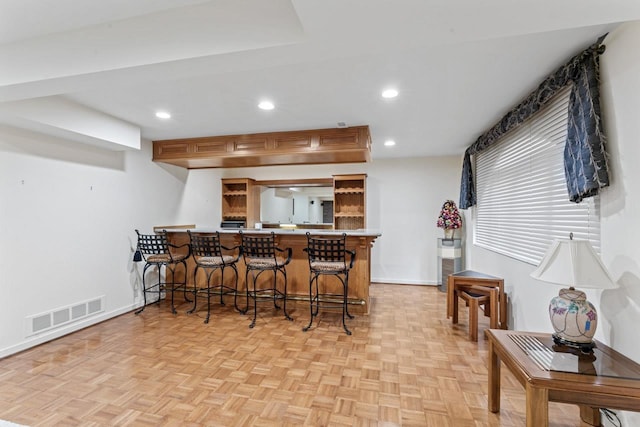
[{"xmin": 454, "ymin": 284, "xmax": 499, "ymax": 341}]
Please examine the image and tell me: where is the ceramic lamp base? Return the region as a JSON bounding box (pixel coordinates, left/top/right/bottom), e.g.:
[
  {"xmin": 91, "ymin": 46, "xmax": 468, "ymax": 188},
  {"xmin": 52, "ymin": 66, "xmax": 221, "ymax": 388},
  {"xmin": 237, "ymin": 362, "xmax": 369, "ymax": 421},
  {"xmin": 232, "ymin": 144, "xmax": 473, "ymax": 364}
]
[{"xmin": 549, "ymin": 287, "xmax": 598, "ymax": 350}]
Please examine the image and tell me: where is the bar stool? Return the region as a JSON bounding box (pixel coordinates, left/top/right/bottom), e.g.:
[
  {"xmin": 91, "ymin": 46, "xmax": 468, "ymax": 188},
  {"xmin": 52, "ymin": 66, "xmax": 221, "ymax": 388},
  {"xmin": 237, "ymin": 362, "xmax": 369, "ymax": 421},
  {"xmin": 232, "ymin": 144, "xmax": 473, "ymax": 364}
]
[
  {"xmin": 187, "ymin": 230, "xmax": 242, "ymax": 323},
  {"xmin": 134, "ymin": 229, "xmax": 190, "ymax": 315},
  {"xmin": 240, "ymin": 231, "xmax": 293, "ymax": 328},
  {"xmin": 302, "ymin": 232, "xmax": 355, "ymax": 335}
]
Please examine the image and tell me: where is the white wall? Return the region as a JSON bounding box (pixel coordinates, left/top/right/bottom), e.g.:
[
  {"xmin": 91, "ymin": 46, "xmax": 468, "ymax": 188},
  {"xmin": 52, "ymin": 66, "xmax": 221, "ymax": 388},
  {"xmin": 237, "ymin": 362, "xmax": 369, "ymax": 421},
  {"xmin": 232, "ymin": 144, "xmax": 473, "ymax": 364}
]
[
  {"xmin": 291, "ymin": 193, "xmax": 310, "ymax": 224},
  {"xmin": 308, "ymin": 197, "xmax": 322, "ymax": 224},
  {"xmin": 599, "ymin": 22, "xmax": 640, "ymax": 426},
  {"xmin": 464, "ymin": 22, "xmax": 640, "ymax": 425},
  {"xmin": 365, "ymin": 156, "xmax": 464, "ymax": 284},
  {"xmin": 0, "ymin": 126, "xmax": 187, "ymax": 357},
  {"xmin": 260, "ymin": 187, "xmax": 292, "ymax": 224}
]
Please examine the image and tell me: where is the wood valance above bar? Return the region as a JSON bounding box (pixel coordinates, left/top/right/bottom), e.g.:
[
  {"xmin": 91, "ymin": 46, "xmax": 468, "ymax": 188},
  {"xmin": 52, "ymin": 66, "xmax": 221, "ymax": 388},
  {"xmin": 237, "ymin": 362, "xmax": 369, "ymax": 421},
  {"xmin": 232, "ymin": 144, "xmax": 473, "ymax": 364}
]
[{"xmin": 152, "ymin": 125, "xmax": 372, "ymax": 169}]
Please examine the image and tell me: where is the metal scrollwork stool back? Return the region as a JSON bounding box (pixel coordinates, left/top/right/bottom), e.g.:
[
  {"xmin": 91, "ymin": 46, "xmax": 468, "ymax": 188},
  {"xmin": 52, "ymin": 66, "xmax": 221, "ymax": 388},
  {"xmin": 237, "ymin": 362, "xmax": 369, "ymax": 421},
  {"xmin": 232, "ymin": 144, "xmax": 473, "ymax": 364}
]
[
  {"xmin": 187, "ymin": 230, "xmax": 242, "ymax": 323},
  {"xmin": 134, "ymin": 229, "xmax": 190, "ymax": 315},
  {"xmin": 240, "ymin": 231, "xmax": 293, "ymax": 328},
  {"xmin": 303, "ymin": 232, "xmax": 356, "ymax": 335}
]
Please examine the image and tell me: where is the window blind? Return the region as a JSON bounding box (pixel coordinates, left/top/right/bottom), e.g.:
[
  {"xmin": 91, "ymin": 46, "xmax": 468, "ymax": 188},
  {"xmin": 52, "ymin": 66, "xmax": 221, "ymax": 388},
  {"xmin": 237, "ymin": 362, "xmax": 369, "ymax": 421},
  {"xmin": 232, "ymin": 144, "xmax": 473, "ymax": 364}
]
[{"xmin": 475, "ymin": 86, "xmax": 600, "ymax": 265}]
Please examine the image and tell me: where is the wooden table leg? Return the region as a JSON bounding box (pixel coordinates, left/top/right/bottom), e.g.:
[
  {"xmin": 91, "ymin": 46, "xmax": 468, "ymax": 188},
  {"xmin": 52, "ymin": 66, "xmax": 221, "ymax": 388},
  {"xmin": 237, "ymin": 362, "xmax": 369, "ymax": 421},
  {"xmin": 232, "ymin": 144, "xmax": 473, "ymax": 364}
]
[
  {"xmin": 525, "ymin": 383, "xmax": 548, "ymax": 427},
  {"xmin": 452, "ymin": 288, "xmax": 459, "ymax": 324},
  {"xmin": 499, "ymin": 286, "xmax": 507, "ymax": 329},
  {"xmin": 579, "ymin": 405, "xmax": 601, "ymax": 426},
  {"xmin": 488, "ymin": 339, "xmax": 501, "ymax": 412},
  {"xmin": 469, "ymin": 297, "xmax": 479, "ymax": 341},
  {"xmin": 489, "ymin": 288, "xmax": 499, "ymax": 330},
  {"xmin": 447, "ymin": 275, "xmax": 453, "ymax": 318}
]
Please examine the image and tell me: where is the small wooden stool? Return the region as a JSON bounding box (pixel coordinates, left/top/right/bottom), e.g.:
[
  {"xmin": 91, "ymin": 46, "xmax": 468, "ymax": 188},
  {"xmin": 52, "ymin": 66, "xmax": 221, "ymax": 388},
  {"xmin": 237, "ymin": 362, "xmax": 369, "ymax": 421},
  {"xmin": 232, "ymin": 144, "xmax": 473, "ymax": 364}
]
[{"xmin": 454, "ymin": 285, "xmax": 499, "ymax": 341}]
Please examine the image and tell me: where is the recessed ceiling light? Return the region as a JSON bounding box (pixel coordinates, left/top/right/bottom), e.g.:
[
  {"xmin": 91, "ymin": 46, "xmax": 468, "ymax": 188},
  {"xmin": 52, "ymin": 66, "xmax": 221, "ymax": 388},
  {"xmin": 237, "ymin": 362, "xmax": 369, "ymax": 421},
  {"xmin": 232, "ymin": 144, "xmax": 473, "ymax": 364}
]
[
  {"xmin": 381, "ymin": 89, "xmax": 398, "ymax": 99},
  {"xmin": 384, "ymin": 140, "xmax": 396, "ymax": 146},
  {"xmin": 258, "ymin": 101, "xmax": 275, "ymax": 110},
  {"xmin": 155, "ymin": 111, "xmax": 171, "ymax": 119}
]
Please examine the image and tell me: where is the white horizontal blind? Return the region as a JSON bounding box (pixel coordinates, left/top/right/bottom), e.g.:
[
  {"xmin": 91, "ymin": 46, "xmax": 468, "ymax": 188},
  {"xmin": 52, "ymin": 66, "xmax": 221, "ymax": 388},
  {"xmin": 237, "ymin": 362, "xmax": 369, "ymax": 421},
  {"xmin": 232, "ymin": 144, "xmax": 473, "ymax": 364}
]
[{"xmin": 475, "ymin": 86, "xmax": 600, "ymax": 265}]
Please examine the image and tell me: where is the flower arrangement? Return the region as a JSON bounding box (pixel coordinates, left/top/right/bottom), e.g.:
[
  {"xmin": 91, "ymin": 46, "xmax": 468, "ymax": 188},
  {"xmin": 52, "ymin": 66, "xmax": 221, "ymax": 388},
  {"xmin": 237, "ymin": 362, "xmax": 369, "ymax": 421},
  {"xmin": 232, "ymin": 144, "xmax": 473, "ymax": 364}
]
[{"xmin": 436, "ymin": 199, "xmax": 462, "ymax": 230}]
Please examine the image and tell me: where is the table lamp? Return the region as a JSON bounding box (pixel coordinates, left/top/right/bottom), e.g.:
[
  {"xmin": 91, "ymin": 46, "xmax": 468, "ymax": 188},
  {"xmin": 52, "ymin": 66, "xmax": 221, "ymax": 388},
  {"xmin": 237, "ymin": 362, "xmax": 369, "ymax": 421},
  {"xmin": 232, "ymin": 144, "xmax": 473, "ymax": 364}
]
[{"xmin": 530, "ymin": 233, "xmax": 617, "ymax": 351}]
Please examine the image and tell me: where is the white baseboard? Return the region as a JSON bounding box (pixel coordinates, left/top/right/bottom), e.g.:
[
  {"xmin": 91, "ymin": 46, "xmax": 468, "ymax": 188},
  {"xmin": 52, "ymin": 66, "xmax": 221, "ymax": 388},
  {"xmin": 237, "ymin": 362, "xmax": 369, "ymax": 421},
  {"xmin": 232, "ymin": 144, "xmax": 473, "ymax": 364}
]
[
  {"xmin": 0, "ymin": 304, "xmax": 137, "ymax": 359},
  {"xmin": 371, "ymin": 278, "xmax": 438, "ymax": 286}
]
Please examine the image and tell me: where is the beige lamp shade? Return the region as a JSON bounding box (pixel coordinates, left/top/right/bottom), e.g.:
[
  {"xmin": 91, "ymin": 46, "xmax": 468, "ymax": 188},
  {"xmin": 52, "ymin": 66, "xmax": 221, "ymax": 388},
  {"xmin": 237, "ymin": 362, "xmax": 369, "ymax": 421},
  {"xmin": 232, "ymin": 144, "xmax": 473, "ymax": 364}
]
[{"xmin": 530, "ymin": 238, "xmax": 616, "ymax": 289}]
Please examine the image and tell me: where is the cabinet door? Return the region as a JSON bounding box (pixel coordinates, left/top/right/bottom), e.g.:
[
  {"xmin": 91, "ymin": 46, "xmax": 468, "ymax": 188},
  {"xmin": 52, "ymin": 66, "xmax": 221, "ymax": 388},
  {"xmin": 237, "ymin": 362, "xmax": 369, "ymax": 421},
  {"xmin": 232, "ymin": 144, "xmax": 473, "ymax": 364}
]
[
  {"xmin": 318, "ymin": 128, "xmax": 360, "ymax": 149},
  {"xmin": 153, "ymin": 141, "xmax": 191, "ymax": 159},
  {"xmin": 233, "ymin": 135, "xmax": 269, "ymax": 152},
  {"xmin": 194, "ymin": 139, "xmax": 229, "ymax": 155},
  {"xmin": 273, "ymin": 134, "xmax": 313, "ymax": 150}
]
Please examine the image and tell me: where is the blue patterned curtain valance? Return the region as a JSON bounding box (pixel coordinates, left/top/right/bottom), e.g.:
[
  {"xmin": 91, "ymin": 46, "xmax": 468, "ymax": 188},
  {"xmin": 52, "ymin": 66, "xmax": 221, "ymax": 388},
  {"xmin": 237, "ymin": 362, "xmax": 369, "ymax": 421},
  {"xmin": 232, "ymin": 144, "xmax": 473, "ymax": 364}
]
[{"xmin": 459, "ymin": 35, "xmax": 609, "ymax": 209}]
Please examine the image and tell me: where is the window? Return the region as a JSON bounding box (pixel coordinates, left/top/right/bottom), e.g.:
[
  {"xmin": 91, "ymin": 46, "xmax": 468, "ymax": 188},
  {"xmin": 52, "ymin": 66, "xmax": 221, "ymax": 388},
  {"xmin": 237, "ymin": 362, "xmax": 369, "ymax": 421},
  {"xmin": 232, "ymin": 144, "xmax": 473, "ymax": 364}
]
[{"xmin": 475, "ymin": 86, "xmax": 600, "ymax": 265}]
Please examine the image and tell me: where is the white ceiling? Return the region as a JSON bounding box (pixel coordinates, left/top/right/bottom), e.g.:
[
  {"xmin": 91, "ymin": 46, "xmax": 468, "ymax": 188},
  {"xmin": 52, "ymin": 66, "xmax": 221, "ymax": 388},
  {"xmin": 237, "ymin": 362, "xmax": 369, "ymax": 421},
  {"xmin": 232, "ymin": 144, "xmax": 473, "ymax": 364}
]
[{"xmin": 1, "ymin": 0, "xmax": 639, "ymax": 159}]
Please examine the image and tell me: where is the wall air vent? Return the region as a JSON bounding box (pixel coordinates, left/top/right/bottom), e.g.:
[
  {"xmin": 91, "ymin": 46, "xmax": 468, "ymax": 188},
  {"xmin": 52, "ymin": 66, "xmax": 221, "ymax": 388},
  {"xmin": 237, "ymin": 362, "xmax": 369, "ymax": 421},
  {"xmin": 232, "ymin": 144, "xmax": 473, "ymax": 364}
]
[
  {"xmin": 31, "ymin": 314, "xmax": 51, "ymax": 334},
  {"xmin": 52, "ymin": 309, "xmax": 70, "ymax": 326},
  {"xmin": 25, "ymin": 296, "xmax": 105, "ymax": 337}
]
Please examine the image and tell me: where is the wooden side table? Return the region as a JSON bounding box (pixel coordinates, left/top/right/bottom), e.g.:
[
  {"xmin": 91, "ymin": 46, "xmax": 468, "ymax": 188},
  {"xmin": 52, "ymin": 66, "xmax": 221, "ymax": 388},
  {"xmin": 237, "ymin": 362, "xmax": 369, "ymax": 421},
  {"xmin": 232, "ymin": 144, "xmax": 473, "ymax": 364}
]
[
  {"xmin": 447, "ymin": 270, "xmax": 507, "ymax": 330},
  {"xmin": 487, "ymin": 329, "xmax": 640, "ymax": 426}
]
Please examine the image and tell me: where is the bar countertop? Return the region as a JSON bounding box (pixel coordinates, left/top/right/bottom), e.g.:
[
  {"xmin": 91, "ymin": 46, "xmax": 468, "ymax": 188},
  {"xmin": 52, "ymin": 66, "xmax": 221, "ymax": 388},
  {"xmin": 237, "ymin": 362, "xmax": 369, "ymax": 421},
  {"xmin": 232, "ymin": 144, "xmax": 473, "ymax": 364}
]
[{"xmin": 164, "ymin": 227, "xmax": 382, "ymax": 237}]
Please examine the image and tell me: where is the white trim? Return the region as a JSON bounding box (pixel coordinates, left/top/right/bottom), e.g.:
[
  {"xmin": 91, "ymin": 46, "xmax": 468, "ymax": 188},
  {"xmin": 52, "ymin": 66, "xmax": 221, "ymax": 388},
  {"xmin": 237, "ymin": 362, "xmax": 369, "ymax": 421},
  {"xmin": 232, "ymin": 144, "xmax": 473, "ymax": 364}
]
[
  {"xmin": 371, "ymin": 278, "xmax": 436, "ymax": 286},
  {"xmin": 1, "ymin": 305, "xmax": 136, "ymax": 359}
]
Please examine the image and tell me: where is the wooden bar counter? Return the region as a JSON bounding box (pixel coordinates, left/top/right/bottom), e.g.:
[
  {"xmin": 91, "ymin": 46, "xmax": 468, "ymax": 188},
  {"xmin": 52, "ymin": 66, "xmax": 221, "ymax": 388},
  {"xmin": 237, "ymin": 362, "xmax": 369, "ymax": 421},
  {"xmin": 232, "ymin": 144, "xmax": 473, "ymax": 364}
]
[{"xmin": 164, "ymin": 228, "xmax": 381, "ymax": 314}]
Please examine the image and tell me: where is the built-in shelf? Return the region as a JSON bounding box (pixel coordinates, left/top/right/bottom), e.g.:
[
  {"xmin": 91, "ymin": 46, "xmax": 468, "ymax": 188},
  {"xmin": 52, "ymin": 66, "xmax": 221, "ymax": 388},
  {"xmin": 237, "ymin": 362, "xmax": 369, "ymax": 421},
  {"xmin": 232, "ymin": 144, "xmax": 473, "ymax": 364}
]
[
  {"xmin": 334, "ymin": 174, "xmax": 366, "ymax": 230},
  {"xmin": 221, "ymin": 178, "xmax": 258, "ymax": 227},
  {"xmin": 334, "ymin": 188, "xmax": 365, "ymax": 194}
]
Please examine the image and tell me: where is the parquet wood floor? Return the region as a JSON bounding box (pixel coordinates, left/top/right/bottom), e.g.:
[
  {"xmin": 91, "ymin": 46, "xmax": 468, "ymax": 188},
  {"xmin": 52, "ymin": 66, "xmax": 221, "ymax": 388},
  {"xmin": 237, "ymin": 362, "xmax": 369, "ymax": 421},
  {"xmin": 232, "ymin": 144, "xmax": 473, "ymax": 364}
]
[{"xmin": 0, "ymin": 284, "xmax": 585, "ymax": 426}]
